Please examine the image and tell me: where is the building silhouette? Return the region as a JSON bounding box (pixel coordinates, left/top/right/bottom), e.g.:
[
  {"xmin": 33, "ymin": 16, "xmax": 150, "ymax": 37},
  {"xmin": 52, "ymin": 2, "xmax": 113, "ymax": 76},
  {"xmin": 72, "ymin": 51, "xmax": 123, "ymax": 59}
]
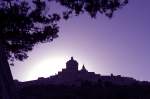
[
  {"xmin": 17, "ymin": 57, "xmax": 136, "ymax": 87},
  {"xmin": 15, "ymin": 57, "xmax": 150, "ymax": 99},
  {"xmin": 39, "ymin": 57, "xmax": 100, "ymax": 85}
]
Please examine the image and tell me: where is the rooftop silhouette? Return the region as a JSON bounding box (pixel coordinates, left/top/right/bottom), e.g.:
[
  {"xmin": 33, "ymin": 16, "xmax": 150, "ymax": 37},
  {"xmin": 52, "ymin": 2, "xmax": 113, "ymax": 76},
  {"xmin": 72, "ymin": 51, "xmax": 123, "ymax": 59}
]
[
  {"xmin": 18, "ymin": 57, "xmax": 137, "ymax": 86},
  {"xmin": 15, "ymin": 57, "xmax": 150, "ymax": 99}
]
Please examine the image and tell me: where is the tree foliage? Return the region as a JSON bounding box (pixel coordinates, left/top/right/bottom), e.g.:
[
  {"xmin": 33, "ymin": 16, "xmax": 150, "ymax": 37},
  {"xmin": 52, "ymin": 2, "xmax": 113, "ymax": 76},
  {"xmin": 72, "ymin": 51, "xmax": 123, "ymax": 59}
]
[
  {"xmin": 56, "ymin": 0, "xmax": 128, "ymax": 18},
  {"xmin": 0, "ymin": 0, "xmax": 60, "ymax": 64},
  {"xmin": 0, "ymin": 0, "xmax": 128, "ymax": 64}
]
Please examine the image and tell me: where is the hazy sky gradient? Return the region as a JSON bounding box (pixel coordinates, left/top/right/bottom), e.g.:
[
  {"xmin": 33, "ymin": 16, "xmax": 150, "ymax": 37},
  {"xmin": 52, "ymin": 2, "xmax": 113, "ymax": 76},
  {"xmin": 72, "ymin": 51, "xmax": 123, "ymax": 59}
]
[{"xmin": 11, "ymin": 0, "xmax": 150, "ymax": 81}]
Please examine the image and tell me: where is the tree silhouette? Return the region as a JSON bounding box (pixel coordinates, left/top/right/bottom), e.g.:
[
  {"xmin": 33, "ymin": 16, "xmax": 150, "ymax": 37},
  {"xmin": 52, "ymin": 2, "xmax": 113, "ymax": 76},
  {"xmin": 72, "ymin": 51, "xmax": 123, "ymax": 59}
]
[
  {"xmin": 0, "ymin": 0, "xmax": 128, "ymax": 63},
  {"xmin": 0, "ymin": 0, "xmax": 128, "ymax": 99},
  {"xmin": 57, "ymin": 0, "xmax": 128, "ymax": 18}
]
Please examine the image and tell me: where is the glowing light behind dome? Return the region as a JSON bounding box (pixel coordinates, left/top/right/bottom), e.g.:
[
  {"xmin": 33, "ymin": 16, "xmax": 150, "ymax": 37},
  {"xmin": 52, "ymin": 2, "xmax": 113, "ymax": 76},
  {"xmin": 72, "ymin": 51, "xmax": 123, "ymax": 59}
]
[{"xmin": 26, "ymin": 56, "xmax": 68, "ymax": 81}]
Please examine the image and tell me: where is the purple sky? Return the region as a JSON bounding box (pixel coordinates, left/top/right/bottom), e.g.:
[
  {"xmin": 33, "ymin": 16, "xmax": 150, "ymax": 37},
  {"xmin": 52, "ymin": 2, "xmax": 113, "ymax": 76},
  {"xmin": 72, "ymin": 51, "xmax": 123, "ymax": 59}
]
[{"xmin": 11, "ymin": 0, "xmax": 150, "ymax": 81}]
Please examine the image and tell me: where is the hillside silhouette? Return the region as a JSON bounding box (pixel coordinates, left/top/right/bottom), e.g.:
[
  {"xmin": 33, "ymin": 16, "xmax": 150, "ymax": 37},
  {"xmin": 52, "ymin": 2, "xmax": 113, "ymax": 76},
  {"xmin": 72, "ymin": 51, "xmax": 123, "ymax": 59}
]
[
  {"xmin": 16, "ymin": 80, "xmax": 150, "ymax": 99},
  {"xmin": 14, "ymin": 57, "xmax": 150, "ymax": 99}
]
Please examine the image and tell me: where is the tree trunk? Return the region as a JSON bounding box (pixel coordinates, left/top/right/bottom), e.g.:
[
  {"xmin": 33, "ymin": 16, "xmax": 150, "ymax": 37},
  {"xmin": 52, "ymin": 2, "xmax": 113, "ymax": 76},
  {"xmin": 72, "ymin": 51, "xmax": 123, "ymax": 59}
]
[{"xmin": 0, "ymin": 42, "xmax": 17, "ymax": 99}]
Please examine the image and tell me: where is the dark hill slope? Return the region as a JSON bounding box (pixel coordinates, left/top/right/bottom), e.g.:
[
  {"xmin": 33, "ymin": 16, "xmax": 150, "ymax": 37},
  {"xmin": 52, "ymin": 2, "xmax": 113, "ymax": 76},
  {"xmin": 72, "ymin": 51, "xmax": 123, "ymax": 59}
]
[{"xmin": 16, "ymin": 80, "xmax": 150, "ymax": 99}]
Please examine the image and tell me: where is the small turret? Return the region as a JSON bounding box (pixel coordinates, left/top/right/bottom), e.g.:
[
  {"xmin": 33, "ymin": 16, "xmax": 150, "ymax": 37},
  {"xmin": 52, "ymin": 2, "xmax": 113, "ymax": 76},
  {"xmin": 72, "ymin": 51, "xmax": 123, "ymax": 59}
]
[{"xmin": 81, "ymin": 64, "xmax": 87, "ymax": 72}]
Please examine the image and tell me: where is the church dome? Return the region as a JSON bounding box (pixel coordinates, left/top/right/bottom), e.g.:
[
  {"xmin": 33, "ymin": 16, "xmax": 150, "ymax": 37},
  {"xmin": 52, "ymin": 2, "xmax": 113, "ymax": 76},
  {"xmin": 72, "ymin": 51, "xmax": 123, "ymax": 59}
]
[{"xmin": 66, "ymin": 57, "xmax": 78, "ymax": 71}]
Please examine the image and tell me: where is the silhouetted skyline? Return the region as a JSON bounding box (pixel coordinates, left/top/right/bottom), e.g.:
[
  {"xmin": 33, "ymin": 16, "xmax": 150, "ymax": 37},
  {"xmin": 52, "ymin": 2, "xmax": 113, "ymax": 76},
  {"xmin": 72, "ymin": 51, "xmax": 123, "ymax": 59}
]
[
  {"xmin": 22, "ymin": 57, "xmax": 136, "ymax": 85},
  {"xmin": 15, "ymin": 58, "xmax": 150, "ymax": 99},
  {"xmin": 11, "ymin": 0, "xmax": 150, "ymax": 81}
]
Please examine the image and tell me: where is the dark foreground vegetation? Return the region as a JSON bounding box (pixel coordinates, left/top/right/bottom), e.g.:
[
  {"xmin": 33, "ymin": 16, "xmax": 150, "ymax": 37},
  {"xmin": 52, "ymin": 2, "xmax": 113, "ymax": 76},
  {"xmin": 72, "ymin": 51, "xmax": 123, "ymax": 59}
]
[{"xmin": 17, "ymin": 80, "xmax": 150, "ymax": 99}]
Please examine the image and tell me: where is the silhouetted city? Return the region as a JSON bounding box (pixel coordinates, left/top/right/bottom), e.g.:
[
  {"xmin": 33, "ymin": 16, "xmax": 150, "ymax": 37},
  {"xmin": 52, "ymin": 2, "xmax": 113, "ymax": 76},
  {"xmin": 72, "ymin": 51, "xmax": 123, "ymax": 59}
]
[{"xmin": 14, "ymin": 57, "xmax": 150, "ymax": 99}]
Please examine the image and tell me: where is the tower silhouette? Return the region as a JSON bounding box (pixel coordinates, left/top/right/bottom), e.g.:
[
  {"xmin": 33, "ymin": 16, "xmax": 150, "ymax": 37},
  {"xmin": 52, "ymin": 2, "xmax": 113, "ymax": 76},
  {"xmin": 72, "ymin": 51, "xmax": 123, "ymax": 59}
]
[{"xmin": 66, "ymin": 57, "xmax": 78, "ymax": 72}]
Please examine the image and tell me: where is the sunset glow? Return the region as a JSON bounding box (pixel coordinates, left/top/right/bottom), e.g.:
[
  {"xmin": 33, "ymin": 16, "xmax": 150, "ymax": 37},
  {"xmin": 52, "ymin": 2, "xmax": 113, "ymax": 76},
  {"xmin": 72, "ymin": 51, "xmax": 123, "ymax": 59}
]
[{"xmin": 26, "ymin": 56, "xmax": 67, "ymax": 81}]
